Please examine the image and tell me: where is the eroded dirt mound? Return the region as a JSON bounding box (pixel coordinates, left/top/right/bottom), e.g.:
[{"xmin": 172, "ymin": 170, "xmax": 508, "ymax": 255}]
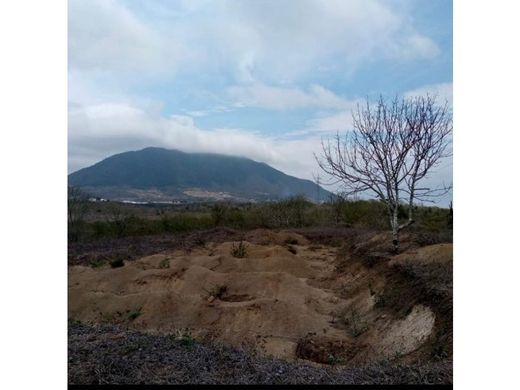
[
  {"xmin": 69, "ymin": 239, "xmax": 341, "ymax": 360},
  {"xmin": 69, "ymin": 230, "xmax": 452, "ymax": 366},
  {"xmin": 356, "ymin": 305, "xmax": 436, "ymax": 361}
]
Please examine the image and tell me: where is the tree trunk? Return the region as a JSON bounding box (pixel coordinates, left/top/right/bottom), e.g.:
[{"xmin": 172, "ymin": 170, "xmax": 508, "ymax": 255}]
[{"xmin": 391, "ymin": 208, "xmax": 400, "ymax": 254}]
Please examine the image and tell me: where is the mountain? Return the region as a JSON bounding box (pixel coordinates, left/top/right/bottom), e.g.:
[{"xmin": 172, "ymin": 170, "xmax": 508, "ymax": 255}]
[{"xmin": 68, "ymin": 147, "xmax": 332, "ymax": 202}]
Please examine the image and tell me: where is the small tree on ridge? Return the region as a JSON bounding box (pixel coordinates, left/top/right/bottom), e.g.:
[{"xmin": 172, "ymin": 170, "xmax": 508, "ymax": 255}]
[{"xmin": 316, "ymin": 95, "xmax": 452, "ymax": 253}]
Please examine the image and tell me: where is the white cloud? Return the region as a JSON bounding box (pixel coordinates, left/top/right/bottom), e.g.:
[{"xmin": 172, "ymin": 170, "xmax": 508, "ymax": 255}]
[
  {"xmin": 401, "ymin": 33, "xmax": 442, "ymax": 59},
  {"xmin": 210, "ymin": 0, "xmax": 440, "ymax": 81},
  {"xmin": 68, "ymin": 0, "xmax": 441, "ymax": 83},
  {"xmin": 405, "ymin": 82, "xmax": 453, "ymax": 106},
  {"xmin": 305, "ymin": 110, "xmax": 356, "ymax": 133},
  {"xmin": 68, "ymin": 102, "xmax": 324, "ymax": 181},
  {"xmin": 185, "ymin": 106, "xmax": 234, "ymax": 118},
  {"xmin": 68, "ymin": 0, "xmax": 186, "ymax": 76},
  {"xmin": 69, "ymin": 81, "xmax": 453, "ymax": 174},
  {"xmin": 299, "ymin": 83, "xmax": 453, "ymax": 135},
  {"xmin": 227, "ymin": 83, "xmax": 355, "ymax": 111}
]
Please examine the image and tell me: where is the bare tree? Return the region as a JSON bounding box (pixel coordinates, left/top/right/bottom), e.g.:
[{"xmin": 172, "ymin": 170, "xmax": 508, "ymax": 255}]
[
  {"xmin": 316, "ymin": 95, "xmax": 452, "ymax": 253},
  {"xmin": 68, "ymin": 186, "xmax": 89, "ymax": 241},
  {"xmin": 105, "ymin": 202, "xmax": 131, "ymax": 238}
]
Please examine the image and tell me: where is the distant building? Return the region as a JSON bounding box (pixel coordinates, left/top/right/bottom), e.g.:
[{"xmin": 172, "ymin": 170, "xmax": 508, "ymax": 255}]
[{"xmin": 88, "ymin": 197, "xmax": 108, "ymax": 202}]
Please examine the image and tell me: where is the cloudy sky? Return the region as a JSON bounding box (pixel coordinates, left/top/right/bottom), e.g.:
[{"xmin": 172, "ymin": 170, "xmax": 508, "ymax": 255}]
[{"xmin": 68, "ymin": 0, "xmax": 452, "ymax": 204}]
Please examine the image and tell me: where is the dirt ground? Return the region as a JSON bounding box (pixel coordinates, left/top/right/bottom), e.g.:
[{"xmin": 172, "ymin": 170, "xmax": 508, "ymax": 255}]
[
  {"xmin": 68, "ymin": 228, "xmax": 452, "ymax": 373},
  {"xmin": 69, "ymin": 321, "xmax": 452, "ymax": 385}
]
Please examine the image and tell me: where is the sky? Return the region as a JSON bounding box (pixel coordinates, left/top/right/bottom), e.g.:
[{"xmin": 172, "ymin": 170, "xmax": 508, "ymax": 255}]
[{"xmin": 68, "ymin": 0, "xmax": 453, "ymax": 205}]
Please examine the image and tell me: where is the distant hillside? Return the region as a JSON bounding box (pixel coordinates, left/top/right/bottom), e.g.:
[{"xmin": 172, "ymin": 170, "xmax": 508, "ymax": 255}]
[{"xmin": 68, "ymin": 147, "xmax": 332, "ymax": 202}]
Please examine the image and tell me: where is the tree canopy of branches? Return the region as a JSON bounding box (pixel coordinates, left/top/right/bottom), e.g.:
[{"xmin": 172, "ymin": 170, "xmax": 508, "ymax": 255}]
[{"xmin": 317, "ymin": 95, "xmax": 452, "ymax": 253}]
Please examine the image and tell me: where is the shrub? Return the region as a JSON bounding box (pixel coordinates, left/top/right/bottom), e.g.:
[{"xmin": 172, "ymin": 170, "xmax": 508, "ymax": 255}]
[
  {"xmin": 210, "ymin": 203, "xmax": 228, "ymax": 226},
  {"xmin": 158, "ymin": 258, "xmax": 170, "ymax": 269},
  {"xmin": 110, "ymin": 258, "xmax": 125, "ymax": 268},
  {"xmin": 327, "ymin": 355, "xmax": 347, "ymax": 366},
  {"xmin": 415, "ymin": 230, "xmax": 453, "ymax": 246},
  {"xmin": 92, "ymin": 221, "xmax": 109, "ymax": 238},
  {"xmin": 89, "ymin": 258, "xmax": 107, "ymax": 268},
  {"xmin": 128, "ymin": 308, "xmax": 142, "ymax": 320},
  {"xmin": 414, "ymin": 206, "xmax": 451, "ymax": 232},
  {"xmin": 171, "ymin": 328, "xmax": 195, "ymax": 347},
  {"xmin": 69, "ymin": 198, "xmax": 452, "ymax": 244},
  {"xmin": 230, "ymin": 241, "xmax": 248, "ymax": 258}
]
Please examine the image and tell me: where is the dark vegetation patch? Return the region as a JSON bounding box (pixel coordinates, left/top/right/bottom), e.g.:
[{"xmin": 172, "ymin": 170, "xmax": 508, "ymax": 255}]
[
  {"xmin": 127, "ymin": 308, "xmax": 142, "ymax": 321},
  {"xmin": 68, "ymin": 228, "xmax": 242, "ymax": 266},
  {"xmin": 109, "ymin": 258, "xmax": 125, "ymax": 268},
  {"xmin": 412, "ymin": 230, "xmax": 453, "ymax": 247},
  {"xmin": 296, "ymin": 335, "xmax": 363, "ymax": 365},
  {"xmin": 68, "ymin": 196, "xmax": 452, "ymax": 271},
  {"xmin": 69, "ymin": 196, "xmax": 452, "ymax": 243},
  {"xmin": 158, "ymin": 258, "xmax": 170, "ymax": 269},
  {"xmin": 292, "ymin": 226, "xmax": 364, "ymax": 248},
  {"xmin": 68, "ymin": 321, "xmax": 452, "ymax": 385}
]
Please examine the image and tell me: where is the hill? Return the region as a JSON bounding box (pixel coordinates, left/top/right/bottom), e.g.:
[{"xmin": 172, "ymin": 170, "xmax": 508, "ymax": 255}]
[{"xmin": 68, "ymin": 147, "xmax": 332, "ymax": 202}]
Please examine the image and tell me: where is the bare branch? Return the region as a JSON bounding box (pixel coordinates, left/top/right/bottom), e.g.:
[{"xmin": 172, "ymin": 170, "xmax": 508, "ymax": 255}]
[{"xmin": 315, "ymin": 94, "xmax": 452, "ymax": 253}]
